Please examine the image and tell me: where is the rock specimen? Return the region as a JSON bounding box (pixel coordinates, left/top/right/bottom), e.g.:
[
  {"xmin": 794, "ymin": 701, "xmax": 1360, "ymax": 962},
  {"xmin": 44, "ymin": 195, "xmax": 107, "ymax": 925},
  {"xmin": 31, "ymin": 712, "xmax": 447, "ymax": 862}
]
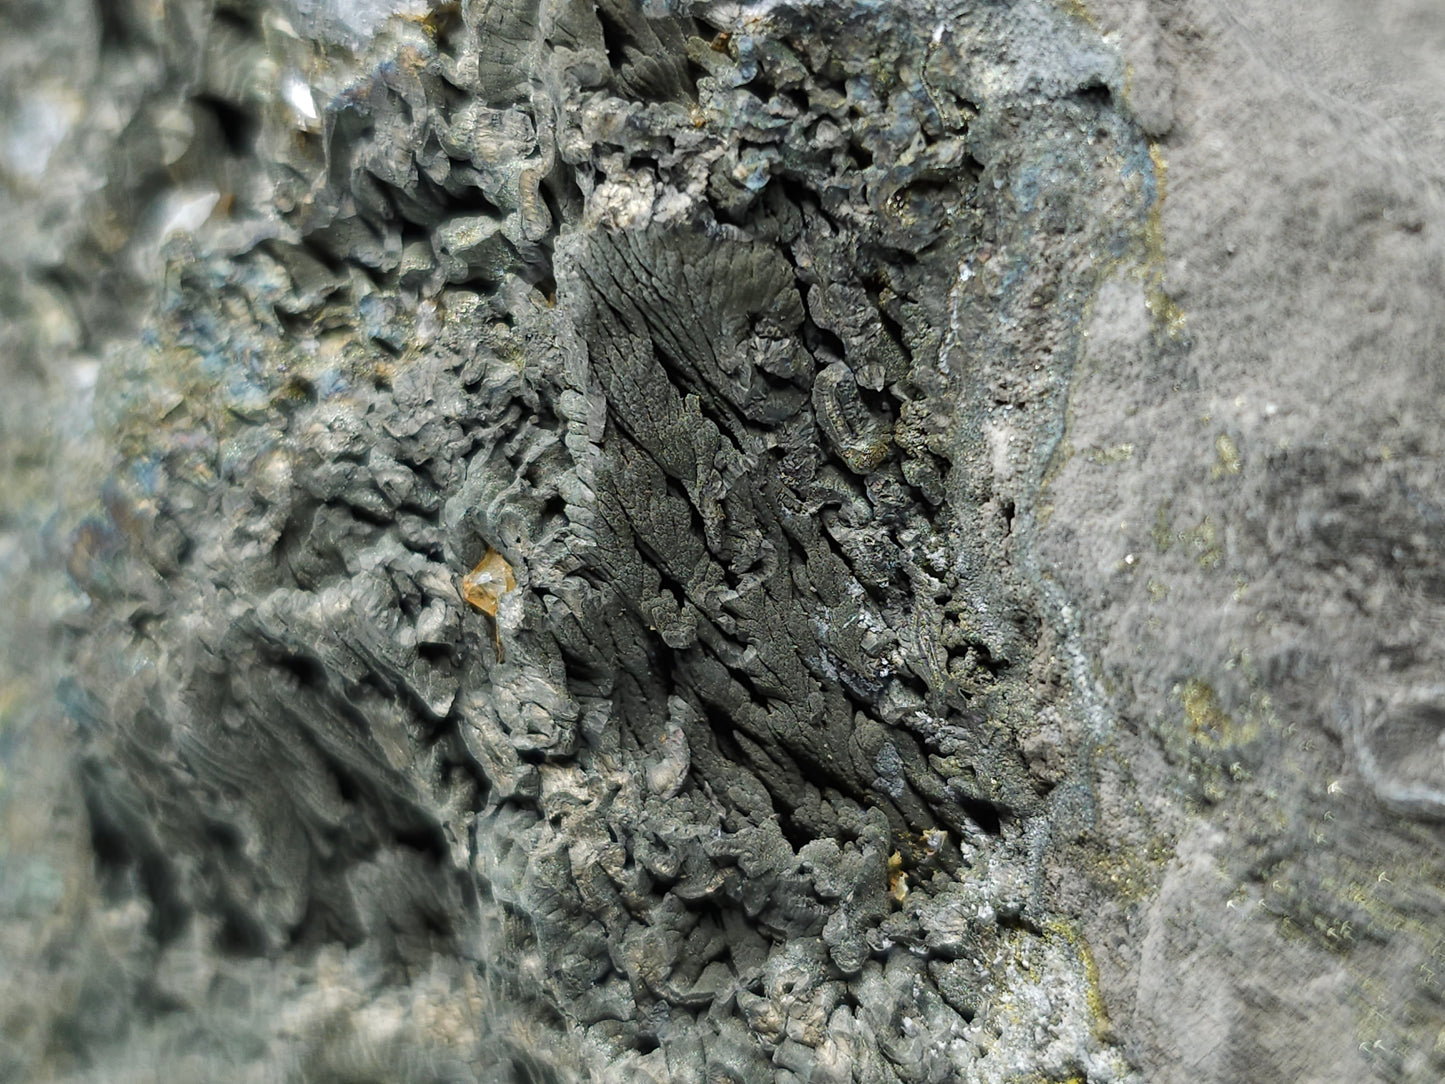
[{"xmin": 2, "ymin": 0, "xmax": 1443, "ymax": 1081}]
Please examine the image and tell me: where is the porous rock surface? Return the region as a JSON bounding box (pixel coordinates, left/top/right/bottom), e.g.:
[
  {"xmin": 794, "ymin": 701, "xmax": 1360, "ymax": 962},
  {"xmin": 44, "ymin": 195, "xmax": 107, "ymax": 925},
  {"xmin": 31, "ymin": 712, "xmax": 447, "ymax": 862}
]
[{"xmin": 2, "ymin": 0, "xmax": 1443, "ymax": 1081}]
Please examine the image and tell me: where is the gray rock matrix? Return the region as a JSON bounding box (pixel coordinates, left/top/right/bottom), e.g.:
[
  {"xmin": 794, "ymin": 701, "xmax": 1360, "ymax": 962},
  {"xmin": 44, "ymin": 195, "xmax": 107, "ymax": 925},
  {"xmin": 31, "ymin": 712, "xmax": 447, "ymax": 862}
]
[{"xmin": 1, "ymin": 0, "xmax": 1443, "ymax": 1081}]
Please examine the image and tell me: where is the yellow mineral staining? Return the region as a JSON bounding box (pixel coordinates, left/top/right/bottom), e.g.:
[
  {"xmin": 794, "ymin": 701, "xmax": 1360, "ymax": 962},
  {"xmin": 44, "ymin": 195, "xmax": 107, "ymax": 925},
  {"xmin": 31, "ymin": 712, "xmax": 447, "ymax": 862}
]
[
  {"xmin": 1150, "ymin": 501, "xmax": 1173, "ymax": 552},
  {"xmin": 1074, "ymin": 925, "xmax": 1112, "ymax": 1040},
  {"xmin": 1056, "ymin": 0, "xmax": 1100, "ymax": 29},
  {"xmin": 1149, "ymin": 502, "xmax": 1223, "ymax": 568},
  {"xmin": 415, "ymin": 0, "xmax": 461, "ymax": 38},
  {"xmin": 1179, "ymin": 678, "xmax": 1231, "ymax": 741},
  {"xmin": 1175, "ymin": 679, "xmax": 1265, "ymax": 759},
  {"xmin": 462, "ymin": 548, "xmax": 515, "ymax": 658},
  {"xmin": 1084, "ymin": 442, "xmax": 1135, "ymax": 465},
  {"xmin": 1029, "ymin": 918, "xmax": 1119, "ymax": 1050},
  {"xmin": 1143, "ymin": 142, "xmax": 1187, "ymax": 338},
  {"xmin": 887, "ymin": 851, "xmax": 909, "ymax": 904},
  {"xmin": 1212, "ymin": 432, "xmax": 1242, "ymax": 477},
  {"xmin": 1089, "ymin": 833, "xmax": 1173, "ymax": 904},
  {"xmin": 461, "ymin": 548, "xmax": 515, "ymax": 617},
  {"xmin": 1038, "ymin": 437, "xmax": 1075, "ymax": 495},
  {"xmin": 918, "ymin": 828, "xmax": 947, "ymax": 856},
  {"xmin": 1187, "ymin": 518, "xmax": 1221, "ymax": 568}
]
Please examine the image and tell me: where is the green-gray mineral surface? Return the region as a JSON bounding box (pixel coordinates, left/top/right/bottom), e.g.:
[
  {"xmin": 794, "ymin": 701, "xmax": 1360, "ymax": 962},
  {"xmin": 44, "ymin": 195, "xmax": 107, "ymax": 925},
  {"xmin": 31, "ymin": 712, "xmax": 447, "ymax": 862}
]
[{"xmin": 2, "ymin": 0, "xmax": 1444, "ymax": 1081}]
